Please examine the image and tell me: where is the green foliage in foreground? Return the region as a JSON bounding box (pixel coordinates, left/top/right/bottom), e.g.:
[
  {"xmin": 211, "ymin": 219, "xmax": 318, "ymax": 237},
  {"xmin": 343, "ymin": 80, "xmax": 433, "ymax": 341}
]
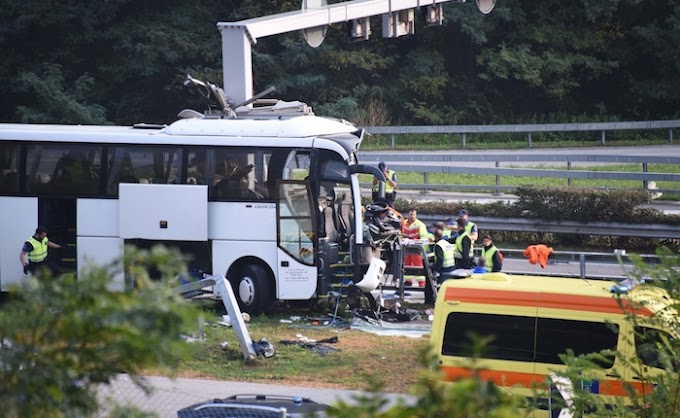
[
  {"xmin": 551, "ymin": 247, "xmax": 680, "ymax": 417},
  {"xmin": 0, "ymin": 246, "xmax": 198, "ymax": 418},
  {"xmin": 327, "ymin": 348, "xmax": 523, "ymax": 418}
]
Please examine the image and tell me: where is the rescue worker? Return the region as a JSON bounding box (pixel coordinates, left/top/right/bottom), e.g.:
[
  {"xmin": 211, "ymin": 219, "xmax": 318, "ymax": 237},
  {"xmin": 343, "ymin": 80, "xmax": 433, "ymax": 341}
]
[
  {"xmin": 480, "ymin": 234, "xmax": 503, "ymax": 272},
  {"xmin": 372, "ymin": 161, "xmax": 397, "ymax": 206},
  {"xmin": 426, "ymin": 228, "xmax": 455, "ymax": 304},
  {"xmin": 432, "ymin": 229, "xmax": 455, "ymax": 277},
  {"xmin": 453, "ymin": 218, "xmax": 473, "ymax": 269},
  {"xmin": 20, "ymin": 226, "xmax": 62, "ymax": 277},
  {"xmin": 458, "ymin": 209, "xmax": 479, "ymax": 243},
  {"xmin": 402, "ymin": 209, "xmax": 428, "ymax": 240},
  {"xmin": 432, "ymin": 221, "xmax": 450, "ymax": 239}
]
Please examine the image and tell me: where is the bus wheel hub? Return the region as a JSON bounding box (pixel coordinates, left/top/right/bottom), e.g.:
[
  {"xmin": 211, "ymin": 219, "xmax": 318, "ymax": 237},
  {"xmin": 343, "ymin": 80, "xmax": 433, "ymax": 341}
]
[{"xmin": 238, "ymin": 277, "xmax": 255, "ymax": 305}]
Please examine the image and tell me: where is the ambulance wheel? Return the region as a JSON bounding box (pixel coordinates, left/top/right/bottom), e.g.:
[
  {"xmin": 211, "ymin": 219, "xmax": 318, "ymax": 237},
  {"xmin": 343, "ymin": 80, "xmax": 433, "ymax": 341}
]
[{"xmin": 231, "ymin": 264, "xmax": 272, "ymax": 316}]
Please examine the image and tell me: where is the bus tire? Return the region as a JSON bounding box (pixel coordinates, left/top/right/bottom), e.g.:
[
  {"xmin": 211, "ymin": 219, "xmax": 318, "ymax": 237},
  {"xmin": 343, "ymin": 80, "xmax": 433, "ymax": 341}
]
[{"xmin": 231, "ymin": 264, "xmax": 272, "ymax": 316}]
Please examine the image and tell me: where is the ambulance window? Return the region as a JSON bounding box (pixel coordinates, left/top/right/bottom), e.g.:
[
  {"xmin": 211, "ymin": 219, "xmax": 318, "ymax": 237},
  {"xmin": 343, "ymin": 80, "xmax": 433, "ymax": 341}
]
[
  {"xmin": 442, "ymin": 313, "xmax": 535, "ymax": 362},
  {"xmin": 635, "ymin": 327, "xmax": 676, "ymax": 369},
  {"xmin": 536, "ymin": 319, "xmax": 618, "ymax": 367}
]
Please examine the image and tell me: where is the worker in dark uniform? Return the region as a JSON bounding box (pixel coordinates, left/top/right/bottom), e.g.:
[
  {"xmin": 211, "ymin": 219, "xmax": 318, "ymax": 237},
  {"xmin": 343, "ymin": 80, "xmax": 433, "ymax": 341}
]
[
  {"xmin": 453, "ymin": 218, "xmax": 473, "ymax": 269},
  {"xmin": 20, "ymin": 226, "xmax": 62, "ymax": 277}
]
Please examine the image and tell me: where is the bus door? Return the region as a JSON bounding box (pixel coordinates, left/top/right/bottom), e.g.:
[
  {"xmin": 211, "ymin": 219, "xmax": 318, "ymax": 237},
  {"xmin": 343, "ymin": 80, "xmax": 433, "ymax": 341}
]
[
  {"xmin": 38, "ymin": 198, "xmax": 77, "ymax": 274},
  {"xmin": 26, "ymin": 144, "xmax": 103, "ymax": 276},
  {"xmin": 276, "ymin": 180, "xmax": 318, "ymax": 300}
]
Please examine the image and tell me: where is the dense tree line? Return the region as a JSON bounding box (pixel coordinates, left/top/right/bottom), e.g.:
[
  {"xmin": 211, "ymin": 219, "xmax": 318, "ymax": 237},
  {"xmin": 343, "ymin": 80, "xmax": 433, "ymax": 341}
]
[{"xmin": 1, "ymin": 0, "xmax": 678, "ymax": 126}]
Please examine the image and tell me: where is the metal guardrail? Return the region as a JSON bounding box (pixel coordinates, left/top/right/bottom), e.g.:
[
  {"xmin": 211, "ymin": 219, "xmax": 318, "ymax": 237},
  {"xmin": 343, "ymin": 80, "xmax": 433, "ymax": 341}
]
[
  {"xmin": 358, "ymin": 152, "xmax": 680, "ymax": 193},
  {"xmin": 360, "ymin": 153, "xmax": 680, "ymax": 164},
  {"xmin": 407, "ymin": 215, "xmax": 667, "ymax": 280},
  {"xmin": 491, "ymin": 248, "xmax": 659, "ymax": 281},
  {"xmin": 361, "ymin": 120, "xmax": 680, "ymax": 147},
  {"xmin": 418, "ymin": 215, "xmax": 680, "ymax": 239}
]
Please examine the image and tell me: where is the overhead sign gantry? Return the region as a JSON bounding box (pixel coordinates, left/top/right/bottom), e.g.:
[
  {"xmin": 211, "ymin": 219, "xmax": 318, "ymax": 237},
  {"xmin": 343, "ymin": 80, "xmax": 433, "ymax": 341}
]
[{"xmin": 217, "ymin": 0, "xmax": 496, "ymax": 105}]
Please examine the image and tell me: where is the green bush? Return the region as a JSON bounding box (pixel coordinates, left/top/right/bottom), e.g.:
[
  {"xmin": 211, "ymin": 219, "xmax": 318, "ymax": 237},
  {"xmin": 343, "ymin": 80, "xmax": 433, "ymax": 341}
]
[
  {"xmin": 0, "ymin": 245, "xmax": 198, "ymax": 418},
  {"xmin": 513, "ymin": 187, "xmax": 651, "ymax": 222}
]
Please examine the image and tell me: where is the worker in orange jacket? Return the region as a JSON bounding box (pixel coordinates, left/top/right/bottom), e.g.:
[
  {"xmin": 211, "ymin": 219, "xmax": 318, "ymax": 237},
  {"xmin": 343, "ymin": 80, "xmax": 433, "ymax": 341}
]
[{"xmin": 402, "ymin": 209, "xmax": 428, "ymax": 240}]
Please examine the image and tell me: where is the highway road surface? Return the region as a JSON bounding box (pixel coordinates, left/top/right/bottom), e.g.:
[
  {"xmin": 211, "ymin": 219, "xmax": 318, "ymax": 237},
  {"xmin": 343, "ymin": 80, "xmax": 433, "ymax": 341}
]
[{"xmin": 99, "ymin": 374, "xmax": 415, "ymax": 417}]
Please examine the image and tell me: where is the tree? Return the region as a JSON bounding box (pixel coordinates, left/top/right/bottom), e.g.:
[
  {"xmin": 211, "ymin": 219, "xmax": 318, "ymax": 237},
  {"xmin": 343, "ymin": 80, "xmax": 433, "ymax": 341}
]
[
  {"xmin": 3, "ymin": 0, "xmax": 680, "ymax": 125},
  {"xmin": 0, "ymin": 0, "xmax": 233, "ymax": 124},
  {"xmin": 0, "ymin": 245, "xmax": 199, "ymax": 418},
  {"xmin": 15, "ymin": 63, "xmax": 108, "ymax": 124}
]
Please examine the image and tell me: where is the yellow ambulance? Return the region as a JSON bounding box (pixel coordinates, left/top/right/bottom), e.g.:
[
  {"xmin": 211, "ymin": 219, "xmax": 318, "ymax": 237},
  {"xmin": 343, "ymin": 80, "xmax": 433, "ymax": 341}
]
[{"xmin": 429, "ymin": 272, "xmax": 677, "ymax": 414}]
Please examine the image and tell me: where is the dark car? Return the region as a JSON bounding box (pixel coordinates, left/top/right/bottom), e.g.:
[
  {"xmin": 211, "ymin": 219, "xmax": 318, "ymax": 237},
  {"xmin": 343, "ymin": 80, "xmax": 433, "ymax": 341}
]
[{"xmin": 177, "ymin": 394, "xmax": 330, "ymax": 418}]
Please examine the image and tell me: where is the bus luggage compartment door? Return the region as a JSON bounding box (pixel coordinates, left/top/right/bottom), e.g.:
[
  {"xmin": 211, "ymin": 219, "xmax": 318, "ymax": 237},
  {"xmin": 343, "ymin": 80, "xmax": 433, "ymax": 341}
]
[{"xmin": 119, "ymin": 184, "xmax": 208, "ymax": 240}]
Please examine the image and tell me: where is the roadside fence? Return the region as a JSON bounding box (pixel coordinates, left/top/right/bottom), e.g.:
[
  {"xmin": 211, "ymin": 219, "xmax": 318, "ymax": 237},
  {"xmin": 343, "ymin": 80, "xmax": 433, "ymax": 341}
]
[{"xmin": 362, "ymin": 120, "xmax": 680, "ymax": 148}]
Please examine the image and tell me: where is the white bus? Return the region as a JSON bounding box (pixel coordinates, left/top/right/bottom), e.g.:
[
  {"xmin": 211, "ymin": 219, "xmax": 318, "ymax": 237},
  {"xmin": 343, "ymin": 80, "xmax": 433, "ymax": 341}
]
[{"xmin": 0, "ymin": 100, "xmax": 384, "ymax": 314}]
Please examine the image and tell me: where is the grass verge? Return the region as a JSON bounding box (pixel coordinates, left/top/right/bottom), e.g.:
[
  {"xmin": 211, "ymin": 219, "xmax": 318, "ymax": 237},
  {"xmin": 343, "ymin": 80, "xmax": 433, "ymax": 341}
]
[{"xmin": 154, "ymin": 309, "xmax": 430, "ymax": 393}]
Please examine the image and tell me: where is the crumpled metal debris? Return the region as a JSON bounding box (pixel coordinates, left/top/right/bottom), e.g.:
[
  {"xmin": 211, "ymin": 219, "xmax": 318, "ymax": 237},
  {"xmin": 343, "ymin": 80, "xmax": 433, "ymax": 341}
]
[
  {"xmin": 252, "ymin": 337, "xmax": 275, "ymax": 358},
  {"xmin": 279, "ymin": 335, "xmax": 340, "ymax": 356}
]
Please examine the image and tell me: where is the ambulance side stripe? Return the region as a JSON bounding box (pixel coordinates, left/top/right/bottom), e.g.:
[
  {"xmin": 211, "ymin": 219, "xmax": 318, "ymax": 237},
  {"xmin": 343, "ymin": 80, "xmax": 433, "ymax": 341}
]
[
  {"xmin": 441, "ymin": 366, "xmax": 654, "ymax": 397},
  {"xmin": 444, "ymin": 288, "xmax": 653, "ymax": 317}
]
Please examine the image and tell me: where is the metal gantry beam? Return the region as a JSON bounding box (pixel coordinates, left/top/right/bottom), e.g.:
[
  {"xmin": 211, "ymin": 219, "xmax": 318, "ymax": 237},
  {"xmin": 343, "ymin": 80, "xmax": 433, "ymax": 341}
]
[{"xmin": 217, "ymin": 0, "xmax": 471, "ymax": 105}]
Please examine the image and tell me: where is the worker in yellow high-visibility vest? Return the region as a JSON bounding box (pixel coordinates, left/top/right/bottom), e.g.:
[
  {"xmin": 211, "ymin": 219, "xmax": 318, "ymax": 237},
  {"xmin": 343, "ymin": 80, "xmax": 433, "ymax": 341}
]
[
  {"xmin": 20, "ymin": 226, "xmax": 62, "ymax": 277},
  {"xmin": 425, "ymin": 228, "xmax": 455, "ymax": 304},
  {"xmin": 480, "ymin": 234, "xmax": 503, "ymax": 272},
  {"xmin": 458, "ymin": 208, "xmax": 478, "ymax": 245},
  {"xmin": 372, "ymin": 161, "xmax": 397, "ymax": 207}
]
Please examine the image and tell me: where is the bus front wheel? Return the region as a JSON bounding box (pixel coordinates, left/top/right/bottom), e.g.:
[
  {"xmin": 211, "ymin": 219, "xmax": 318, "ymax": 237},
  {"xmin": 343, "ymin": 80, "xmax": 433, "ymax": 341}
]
[{"xmin": 231, "ymin": 264, "xmax": 272, "ymax": 316}]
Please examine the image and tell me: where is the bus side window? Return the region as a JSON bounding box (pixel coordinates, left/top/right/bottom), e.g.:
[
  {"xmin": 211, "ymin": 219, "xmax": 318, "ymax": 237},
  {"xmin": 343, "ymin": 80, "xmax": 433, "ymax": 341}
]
[
  {"xmin": 52, "ymin": 149, "xmax": 100, "ymax": 194},
  {"xmin": 53, "ymin": 151, "xmax": 93, "ymax": 183},
  {"xmin": 186, "ymin": 151, "xmax": 207, "ymax": 185},
  {"xmin": 212, "ymin": 150, "xmax": 263, "ymax": 200},
  {"xmin": 107, "ymin": 148, "xmax": 139, "ymax": 194},
  {"xmin": 214, "ymin": 159, "xmax": 251, "ymax": 198},
  {"xmin": 117, "ymin": 147, "xmax": 180, "ymax": 187},
  {"xmin": 26, "ymin": 145, "xmax": 101, "ymax": 195},
  {"xmin": 265, "ymin": 149, "xmax": 293, "ymax": 201},
  {"xmin": 0, "ymin": 169, "xmax": 18, "ymax": 193},
  {"xmin": 0, "ymin": 143, "xmax": 19, "ymax": 193},
  {"xmin": 152, "ymin": 148, "xmax": 181, "ymax": 184}
]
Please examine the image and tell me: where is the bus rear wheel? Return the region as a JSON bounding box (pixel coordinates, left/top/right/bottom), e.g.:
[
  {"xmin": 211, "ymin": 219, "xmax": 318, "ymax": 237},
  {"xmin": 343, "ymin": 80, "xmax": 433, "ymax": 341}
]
[{"xmin": 230, "ymin": 264, "xmax": 272, "ymax": 316}]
